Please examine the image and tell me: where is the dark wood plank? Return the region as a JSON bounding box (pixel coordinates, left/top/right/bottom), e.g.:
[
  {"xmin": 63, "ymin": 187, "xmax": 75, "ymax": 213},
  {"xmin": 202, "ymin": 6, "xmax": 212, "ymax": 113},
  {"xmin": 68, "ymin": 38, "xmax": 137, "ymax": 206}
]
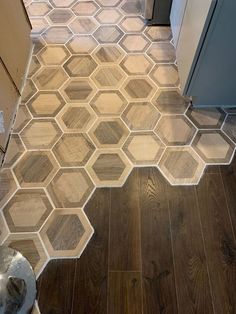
[
  {"xmin": 38, "ymin": 259, "xmax": 76, "ymax": 314},
  {"xmin": 167, "ymin": 184, "xmax": 214, "ymax": 313},
  {"xmin": 109, "ymin": 169, "xmax": 141, "ymax": 271},
  {"xmin": 139, "ymin": 167, "xmax": 178, "ymax": 314},
  {"xmin": 72, "ymin": 188, "xmax": 110, "ymax": 314},
  {"xmin": 196, "ymin": 173, "xmax": 236, "ymax": 313},
  {"xmin": 108, "ymin": 271, "xmax": 142, "ymax": 314}
]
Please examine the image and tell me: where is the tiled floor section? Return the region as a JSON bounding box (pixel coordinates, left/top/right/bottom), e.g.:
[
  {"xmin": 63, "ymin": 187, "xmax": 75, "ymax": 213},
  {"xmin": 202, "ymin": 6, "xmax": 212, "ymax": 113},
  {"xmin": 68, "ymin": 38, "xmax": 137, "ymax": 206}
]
[{"xmin": 1, "ymin": 1, "xmax": 236, "ymax": 307}]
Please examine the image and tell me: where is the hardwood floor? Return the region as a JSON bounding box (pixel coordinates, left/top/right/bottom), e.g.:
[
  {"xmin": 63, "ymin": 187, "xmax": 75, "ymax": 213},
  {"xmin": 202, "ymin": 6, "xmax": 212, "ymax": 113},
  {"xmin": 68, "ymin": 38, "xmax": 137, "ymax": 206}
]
[{"xmin": 37, "ymin": 160, "xmax": 236, "ymax": 314}]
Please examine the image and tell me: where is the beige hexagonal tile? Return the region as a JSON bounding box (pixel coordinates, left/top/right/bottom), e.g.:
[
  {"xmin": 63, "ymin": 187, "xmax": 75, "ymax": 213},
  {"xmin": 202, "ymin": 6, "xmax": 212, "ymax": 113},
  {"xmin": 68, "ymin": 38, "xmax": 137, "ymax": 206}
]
[
  {"xmin": 3, "ymin": 135, "xmax": 25, "ymax": 168},
  {"xmin": 93, "ymin": 25, "xmax": 124, "ymax": 44},
  {"xmin": 20, "ymin": 119, "xmax": 62, "ymax": 149},
  {"xmin": 119, "ymin": 16, "xmax": 145, "ymax": 33},
  {"xmin": 192, "ymin": 130, "xmax": 235, "ymax": 164},
  {"xmin": 28, "ymin": 56, "xmax": 41, "ymax": 77},
  {"xmin": 32, "ymin": 35, "xmax": 47, "ymax": 55},
  {"xmin": 40, "ymin": 208, "xmax": 93, "ymax": 258},
  {"xmin": 222, "ymin": 115, "xmax": 236, "ymax": 143},
  {"xmin": 158, "ymin": 147, "xmax": 205, "ymax": 185},
  {"xmin": 92, "ymin": 45, "xmax": 124, "ymax": 64},
  {"xmin": 89, "ymin": 118, "xmax": 129, "ymax": 148},
  {"xmin": 119, "ymin": 34, "xmax": 150, "ymax": 53},
  {"xmin": 95, "ymin": 8, "xmax": 122, "ymax": 24},
  {"xmin": 33, "ymin": 67, "xmax": 68, "ymax": 90},
  {"xmin": 49, "ymin": 0, "xmax": 77, "ymax": 8},
  {"xmin": 3, "ymin": 189, "xmax": 53, "ymax": 232},
  {"xmin": 72, "ymin": 1, "xmax": 99, "ymax": 16},
  {"xmin": 13, "ymin": 105, "xmax": 31, "ymax": 133},
  {"xmin": 42, "ymin": 26, "xmax": 72, "ymax": 44},
  {"xmin": 150, "ymin": 64, "xmax": 180, "ymax": 87},
  {"xmin": 66, "ymin": 35, "xmax": 97, "ymax": 54},
  {"xmin": 91, "ymin": 66, "xmax": 126, "ymax": 89},
  {"xmin": 13, "ymin": 151, "xmax": 58, "ymax": 188},
  {"xmin": 31, "ymin": 17, "xmax": 49, "ymax": 35},
  {"xmin": 0, "ymin": 213, "xmax": 9, "ymax": 244},
  {"xmin": 27, "ymin": 91, "xmax": 65, "ymax": 118},
  {"xmin": 38, "ymin": 45, "xmax": 70, "ymax": 66},
  {"xmin": 120, "ymin": 0, "xmax": 142, "ymax": 15},
  {"xmin": 47, "ymin": 168, "xmax": 94, "ymax": 208},
  {"xmin": 86, "ymin": 149, "xmax": 132, "ymax": 187},
  {"xmin": 69, "ymin": 17, "xmax": 98, "ymax": 34},
  {"xmin": 186, "ymin": 107, "xmax": 226, "ymax": 129},
  {"xmin": 147, "ymin": 42, "xmax": 176, "ymax": 63},
  {"xmin": 0, "ymin": 169, "xmax": 17, "ymax": 208},
  {"xmin": 47, "ymin": 9, "xmax": 74, "ymax": 25},
  {"xmin": 145, "ymin": 26, "xmax": 172, "ymax": 42},
  {"xmin": 121, "ymin": 77, "xmax": 156, "ymax": 101},
  {"xmin": 21, "ymin": 79, "xmax": 37, "ymax": 103},
  {"xmin": 122, "ymin": 102, "xmax": 160, "ymax": 131},
  {"xmin": 96, "ymin": 0, "xmax": 122, "ymax": 7},
  {"xmin": 56, "ymin": 104, "xmax": 96, "ymax": 132},
  {"xmin": 123, "ymin": 132, "xmax": 165, "ymax": 165},
  {"xmin": 53, "ymin": 133, "xmax": 95, "ymax": 166},
  {"xmin": 27, "ymin": 2, "xmax": 52, "ymax": 16},
  {"xmin": 90, "ymin": 90, "xmax": 127, "ymax": 116},
  {"xmin": 120, "ymin": 54, "xmax": 153, "ymax": 75},
  {"xmin": 63, "ymin": 55, "xmax": 97, "ymax": 77}
]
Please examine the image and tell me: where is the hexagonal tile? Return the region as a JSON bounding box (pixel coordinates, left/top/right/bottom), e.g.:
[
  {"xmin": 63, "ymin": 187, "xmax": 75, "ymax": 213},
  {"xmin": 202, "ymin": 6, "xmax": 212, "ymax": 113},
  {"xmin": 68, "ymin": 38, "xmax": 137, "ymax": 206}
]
[
  {"xmin": 66, "ymin": 35, "xmax": 97, "ymax": 54},
  {"xmin": 120, "ymin": 0, "xmax": 142, "ymax": 15},
  {"xmin": 3, "ymin": 234, "xmax": 47, "ymax": 276},
  {"xmin": 147, "ymin": 43, "xmax": 176, "ymax": 63},
  {"xmin": 3, "ymin": 135, "xmax": 24, "ymax": 168},
  {"xmin": 20, "ymin": 119, "xmax": 62, "ymax": 149},
  {"xmin": 152, "ymin": 89, "xmax": 190, "ymax": 114},
  {"xmin": 40, "ymin": 208, "xmax": 93, "ymax": 258},
  {"xmin": 42, "ymin": 26, "xmax": 72, "ymax": 44},
  {"xmin": 89, "ymin": 118, "xmax": 129, "ymax": 148},
  {"xmin": 21, "ymin": 79, "xmax": 37, "ymax": 103},
  {"xmin": 158, "ymin": 147, "xmax": 205, "ymax": 185},
  {"xmin": 192, "ymin": 130, "xmax": 235, "ymax": 164},
  {"xmin": 186, "ymin": 107, "xmax": 226, "ymax": 129},
  {"xmin": 72, "ymin": 1, "xmax": 99, "ymax": 16},
  {"xmin": 32, "ymin": 36, "xmax": 46, "ymax": 55},
  {"xmin": 145, "ymin": 26, "xmax": 172, "ymax": 42},
  {"xmin": 0, "ymin": 169, "xmax": 17, "ymax": 208},
  {"xmin": 47, "ymin": 168, "xmax": 94, "ymax": 208},
  {"xmin": 93, "ymin": 26, "xmax": 124, "ymax": 44},
  {"xmin": 53, "ymin": 133, "xmax": 95, "ymax": 166},
  {"xmin": 155, "ymin": 115, "xmax": 196, "ymax": 146},
  {"xmin": 122, "ymin": 77, "xmax": 156, "ymax": 101},
  {"xmin": 13, "ymin": 151, "xmax": 58, "ymax": 188},
  {"xmin": 222, "ymin": 115, "xmax": 236, "ymax": 143},
  {"xmin": 38, "ymin": 45, "xmax": 70, "ymax": 66},
  {"xmin": 0, "ymin": 213, "xmax": 9, "ymax": 244},
  {"xmin": 86, "ymin": 149, "xmax": 132, "ymax": 187},
  {"xmin": 150, "ymin": 64, "xmax": 180, "ymax": 87},
  {"xmin": 119, "ymin": 16, "xmax": 145, "ymax": 33},
  {"xmin": 90, "ymin": 90, "xmax": 127, "ymax": 116},
  {"xmin": 120, "ymin": 55, "xmax": 153, "ymax": 75},
  {"xmin": 69, "ymin": 17, "xmax": 98, "ymax": 34},
  {"xmin": 119, "ymin": 34, "xmax": 150, "ymax": 53},
  {"xmin": 96, "ymin": 0, "xmax": 122, "ymax": 7},
  {"xmin": 13, "ymin": 105, "xmax": 31, "ymax": 133},
  {"xmin": 47, "ymin": 9, "xmax": 74, "ymax": 24},
  {"xmin": 28, "ymin": 56, "xmax": 41, "ymax": 77},
  {"xmin": 92, "ymin": 45, "xmax": 124, "ymax": 64},
  {"xmin": 92, "ymin": 66, "xmax": 125, "ymax": 89},
  {"xmin": 63, "ymin": 55, "xmax": 97, "ymax": 77},
  {"xmin": 122, "ymin": 102, "xmax": 160, "ymax": 131},
  {"xmin": 60, "ymin": 78, "xmax": 96, "ymax": 103},
  {"xmin": 95, "ymin": 8, "xmax": 122, "ymax": 24},
  {"xmin": 123, "ymin": 132, "xmax": 165, "ymax": 165},
  {"xmin": 3, "ymin": 189, "xmax": 53, "ymax": 232},
  {"xmin": 27, "ymin": 91, "xmax": 65, "ymax": 117},
  {"xmin": 49, "ymin": 0, "xmax": 77, "ymax": 8},
  {"xmin": 31, "ymin": 18, "xmax": 49, "ymax": 35},
  {"xmin": 27, "ymin": 2, "xmax": 52, "ymax": 16},
  {"xmin": 33, "ymin": 67, "xmax": 68, "ymax": 90},
  {"xmin": 57, "ymin": 104, "xmax": 96, "ymax": 132}
]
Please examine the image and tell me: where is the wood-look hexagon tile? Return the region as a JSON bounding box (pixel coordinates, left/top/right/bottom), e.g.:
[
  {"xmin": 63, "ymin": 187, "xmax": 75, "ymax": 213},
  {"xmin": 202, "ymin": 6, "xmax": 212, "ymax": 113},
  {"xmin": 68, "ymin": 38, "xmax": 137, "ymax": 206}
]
[
  {"xmin": 144, "ymin": 26, "xmax": 172, "ymax": 42},
  {"xmin": 119, "ymin": 16, "xmax": 145, "ymax": 33},
  {"xmin": 89, "ymin": 118, "xmax": 129, "ymax": 148},
  {"xmin": 3, "ymin": 189, "xmax": 53, "ymax": 233},
  {"xmin": 53, "ymin": 133, "xmax": 95, "ymax": 167},
  {"xmin": 147, "ymin": 43, "xmax": 176, "ymax": 63},
  {"xmin": 32, "ymin": 36, "xmax": 47, "ymax": 55},
  {"xmin": 33, "ymin": 67, "xmax": 68, "ymax": 90},
  {"xmin": 21, "ymin": 79, "xmax": 37, "ymax": 103},
  {"xmin": 122, "ymin": 102, "xmax": 160, "ymax": 131},
  {"xmin": 152, "ymin": 89, "xmax": 190, "ymax": 114},
  {"xmin": 90, "ymin": 90, "xmax": 127, "ymax": 116},
  {"xmin": 66, "ymin": 35, "xmax": 97, "ymax": 54},
  {"xmin": 96, "ymin": 0, "xmax": 122, "ymax": 7},
  {"xmin": 63, "ymin": 55, "xmax": 97, "ymax": 77},
  {"xmin": 47, "ymin": 168, "xmax": 94, "ymax": 208},
  {"xmin": 121, "ymin": 77, "xmax": 156, "ymax": 101},
  {"xmin": 40, "ymin": 208, "xmax": 93, "ymax": 258},
  {"xmin": 120, "ymin": 0, "xmax": 142, "ymax": 15},
  {"xmin": 31, "ymin": 18, "xmax": 49, "ymax": 35},
  {"xmin": 119, "ymin": 34, "xmax": 150, "ymax": 53},
  {"xmin": 95, "ymin": 8, "xmax": 122, "ymax": 24},
  {"xmin": 0, "ymin": 169, "xmax": 17, "ymax": 208},
  {"xmin": 3, "ymin": 234, "xmax": 48, "ymax": 277},
  {"xmin": 28, "ymin": 56, "xmax": 41, "ymax": 78},
  {"xmin": 47, "ymin": 9, "xmax": 74, "ymax": 25},
  {"xmin": 69, "ymin": 17, "xmax": 98, "ymax": 34},
  {"xmin": 3, "ymin": 135, "xmax": 25, "ymax": 168},
  {"xmin": 0, "ymin": 213, "xmax": 9, "ymax": 244},
  {"xmin": 38, "ymin": 45, "xmax": 70, "ymax": 66},
  {"xmin": 42, "ymin": 26, "xmax": 72, "ymax": 44},
  {"xmin": 158, "ymin": 147, "xmax": 205, "ymax": 185},
  {"xmin": 27, "ymin": 2, "xmax": 52, "ymax": 17},
  {"xmin": 49, "ymin": 0, "xmax": 77, "ymax": 8},
  {"xmin": 20, "ymin": 119, "xmax": 62, "ymax": 149},
  {"xmin": 192, "ymin": 130, "xmax": 235, "ymax": 164},
  {"xmin": 91, "ymin": 66, "xmax": 126, "ymax": 89},
  {"xmin": 60, "ymin": 78, "xmax": 97, "ymax": 103},
  {"xmin": 92, "ymin": 46, "xmax": 124, "ymax": 65},
  {"xmin": 150, "ymin": 64, "xmax": 180, "ymax": 87},
  {"xmin": 56, "ymin": 104, "xmax": 96, "ymax": 132},
  {"xmin": 155, "ymin": 115, "xmax": 196, "ymax": 146},
  {"xmin": 186, "ymin": 107, "xmax": 226, "ymax": 129},
  {"xmin": 86, "ymin": 149, "xmax": 132, "ymax": 187},
  {"xmin": 72, "ymin": 1, "xmax": 99, "ymax": 16},
  {"xmin": 27, "ymin": 91, "xmax": 65, "ymax": 118},
  {"xmin": 120, "ymin": 55, "xmax": 153, "ymax": 76},
  {"xmin": 13, "ymin": 151, "xmax": 58, "ymax": 188},
  {"xmin": 13, "ymin": 105, "xmax": 31, "ymax": 133},
  {"xmin": 222, "ymin": 115, "xmax": 236, "ymax": 143},
  {"xmin": 123, "ymin": 132, "xmax": 165, "ymax": 165},
  {"xmin": 93, "ymin": 26, "xmax": 124, "ymax": 44}
]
